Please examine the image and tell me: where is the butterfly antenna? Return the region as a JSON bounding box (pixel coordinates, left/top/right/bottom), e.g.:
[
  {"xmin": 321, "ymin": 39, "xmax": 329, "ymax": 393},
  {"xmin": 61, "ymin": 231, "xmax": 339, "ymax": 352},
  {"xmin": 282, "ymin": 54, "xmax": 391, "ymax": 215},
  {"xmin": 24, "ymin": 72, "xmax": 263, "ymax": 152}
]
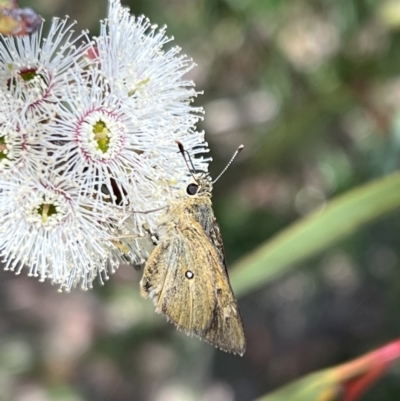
[
  {"xmin": 212, "ymin": 144, "xmax": 244, "ymax": 184},
  {"xmin": 176, "ymin": 141, "xmax": 197, "ymax": 179}
]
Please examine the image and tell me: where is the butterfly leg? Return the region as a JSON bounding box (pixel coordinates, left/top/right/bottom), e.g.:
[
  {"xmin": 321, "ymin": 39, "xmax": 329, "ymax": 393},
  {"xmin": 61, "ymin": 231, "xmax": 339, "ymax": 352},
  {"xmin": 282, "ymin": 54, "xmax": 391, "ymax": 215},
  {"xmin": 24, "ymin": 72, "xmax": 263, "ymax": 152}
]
[{"xmin": 142, "ymin": 222, "xmax": 160, "ymax": 245}]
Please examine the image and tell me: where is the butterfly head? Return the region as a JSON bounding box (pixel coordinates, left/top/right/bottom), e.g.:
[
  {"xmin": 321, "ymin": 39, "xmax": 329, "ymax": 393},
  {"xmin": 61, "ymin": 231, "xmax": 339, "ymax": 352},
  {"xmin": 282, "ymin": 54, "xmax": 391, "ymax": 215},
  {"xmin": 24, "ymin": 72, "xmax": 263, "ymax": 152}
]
[
  {"xmin": 176, "ymin": 140, "xmax": 243, "ymax": 198},
  {"xmin": 185, "ymin": 173, "xmax": 213, "ymax": 198}
]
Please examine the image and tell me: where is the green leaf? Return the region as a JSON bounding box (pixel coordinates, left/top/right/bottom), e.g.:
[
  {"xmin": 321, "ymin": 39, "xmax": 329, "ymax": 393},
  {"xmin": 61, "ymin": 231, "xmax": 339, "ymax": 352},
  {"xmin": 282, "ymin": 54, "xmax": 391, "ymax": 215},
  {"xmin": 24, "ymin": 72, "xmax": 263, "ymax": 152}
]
[
  {"xmin": 253, "ymin": 370, "xmax": 337, "ymax": 401},
  {"xmin": 253, "ymin": 339, "xmax": 400, "ymax": 401},
  {"xmin": 230, "ymin": 172, "xmax": 400, "ymax": 297}
]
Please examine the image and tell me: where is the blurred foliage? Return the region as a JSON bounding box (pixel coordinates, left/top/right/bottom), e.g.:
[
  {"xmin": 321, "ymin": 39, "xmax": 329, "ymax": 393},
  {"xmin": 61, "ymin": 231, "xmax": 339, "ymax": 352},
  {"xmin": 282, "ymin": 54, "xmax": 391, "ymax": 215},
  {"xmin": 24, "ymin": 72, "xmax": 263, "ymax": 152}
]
[
  {"xmin": 231, "ymin": 172, "xmax": 400, "ymax": 297},
  {"xmin": 256, "ymin": 339, "xmax": 400, "ymax": 401},
  {"xmin": 4, "ymin": 0, "xmax": 400, "ymax": 400}
]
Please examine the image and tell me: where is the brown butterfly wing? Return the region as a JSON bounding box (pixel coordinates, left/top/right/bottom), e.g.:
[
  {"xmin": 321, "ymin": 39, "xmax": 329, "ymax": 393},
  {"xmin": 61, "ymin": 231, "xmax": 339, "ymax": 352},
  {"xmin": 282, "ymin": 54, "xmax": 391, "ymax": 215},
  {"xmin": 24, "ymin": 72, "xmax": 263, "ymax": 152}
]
[
  {"xmin": 202, "ymin": 261, "xmax": 246, "ymax": 355},
  {"xmin": 193, "ymin": 203, "xmax": 246, "ymax": 354},
  {"xmin": 140, "ymin": 217, "xmax": 246, "ymax": 355},
  {"xmin": 140, "ymin": 221, "xmax": 216, "ymax": 335}
]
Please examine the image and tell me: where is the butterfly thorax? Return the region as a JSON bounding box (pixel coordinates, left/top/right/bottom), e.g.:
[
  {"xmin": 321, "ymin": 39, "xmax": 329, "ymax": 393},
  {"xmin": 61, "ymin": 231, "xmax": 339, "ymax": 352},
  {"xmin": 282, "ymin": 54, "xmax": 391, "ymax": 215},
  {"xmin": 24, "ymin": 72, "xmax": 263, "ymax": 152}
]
[
  {"xmin": 157, "ymin": 174, "xmax": 213, "ymax": 233},
  {"xmin": 177, "ymin": 174, "xmax": 213, "ymax": 225}
]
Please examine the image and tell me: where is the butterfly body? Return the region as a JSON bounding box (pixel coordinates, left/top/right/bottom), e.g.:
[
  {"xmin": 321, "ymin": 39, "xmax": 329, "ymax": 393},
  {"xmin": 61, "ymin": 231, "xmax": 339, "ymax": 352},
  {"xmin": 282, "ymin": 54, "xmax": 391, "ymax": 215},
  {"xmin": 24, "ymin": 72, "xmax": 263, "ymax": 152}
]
[{"xmin": 140, "ymin": 174, "xmax": 246, "ymax": 355}]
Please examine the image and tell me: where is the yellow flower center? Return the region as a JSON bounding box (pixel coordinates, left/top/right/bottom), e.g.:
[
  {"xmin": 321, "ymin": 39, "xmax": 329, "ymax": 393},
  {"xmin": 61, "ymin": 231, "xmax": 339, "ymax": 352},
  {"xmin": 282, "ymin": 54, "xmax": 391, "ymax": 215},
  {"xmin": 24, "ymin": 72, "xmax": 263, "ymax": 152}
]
[
  {"xmin": 0, "ymin": 136, "xmax": 6, "ymax": 160},
  {"xmin": 20, "ymin": 70, "xmax": 38, "ymax": 82},
  {"xmin": 93, "ymin": 120, "xmax": 110, "ymax": 153},
  {"xmin": 38, "ymin": 203, "xmax": 57, "ymax": 224}
]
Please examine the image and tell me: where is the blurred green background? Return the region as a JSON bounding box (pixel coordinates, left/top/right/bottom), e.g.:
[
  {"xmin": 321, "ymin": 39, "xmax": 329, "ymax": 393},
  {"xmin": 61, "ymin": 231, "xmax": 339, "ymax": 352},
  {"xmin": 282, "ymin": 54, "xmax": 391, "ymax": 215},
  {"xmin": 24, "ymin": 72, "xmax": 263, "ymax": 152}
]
[{"xmin": 4, "ymin": 0, "xmax": 400, "ymax": 400}]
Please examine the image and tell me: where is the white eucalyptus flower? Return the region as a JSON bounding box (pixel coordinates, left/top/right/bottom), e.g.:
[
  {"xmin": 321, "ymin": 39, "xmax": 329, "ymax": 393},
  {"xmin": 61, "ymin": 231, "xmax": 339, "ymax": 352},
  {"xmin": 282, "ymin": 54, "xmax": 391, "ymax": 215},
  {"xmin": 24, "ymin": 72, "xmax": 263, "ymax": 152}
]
[
  {"xmin": 0, "ymin": 170, "xmax": 124, "ymax": 290},
  {"xmin": 52, "ymin": 0, "xmax": 211, "ymax": 242},
  {"xmin": 0, "ymin": 16, "xmax": 89, "ymax": 121},
  {"xmin": 93, "ymin": 0, "xmax": 210, "ymax": 181},
  {"xmin": 0, "ymin": 112, "xmax": 25, "ymax": 175},
  {"xmin": 51, "ymin": 68, "xmax": 156, "ymax": 205},
  {"xmin": 0, "ymin": 89, "xmax": 73, "ymax": 186},
  {"xmin": 0, "ymin": 0, "xmax": 211, "ymax": 290}
]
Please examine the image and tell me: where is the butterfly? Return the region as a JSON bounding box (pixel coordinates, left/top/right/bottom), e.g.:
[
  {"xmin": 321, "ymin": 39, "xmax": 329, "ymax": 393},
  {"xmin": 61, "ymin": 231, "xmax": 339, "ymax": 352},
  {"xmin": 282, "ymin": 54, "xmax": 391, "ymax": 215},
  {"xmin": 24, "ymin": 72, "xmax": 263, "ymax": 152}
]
[{"xmin": 140, "ymin": 143, "xmax": 246, "ymax": 355}]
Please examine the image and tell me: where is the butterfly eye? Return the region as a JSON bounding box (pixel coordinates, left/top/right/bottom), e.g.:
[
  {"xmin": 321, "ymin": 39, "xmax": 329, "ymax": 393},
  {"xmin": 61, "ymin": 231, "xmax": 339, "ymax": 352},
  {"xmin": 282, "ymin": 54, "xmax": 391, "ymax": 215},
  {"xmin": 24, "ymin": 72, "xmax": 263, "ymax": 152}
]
[{"xmin": 186, "ymin": 183, "xmax": 199, "ymax": 195}]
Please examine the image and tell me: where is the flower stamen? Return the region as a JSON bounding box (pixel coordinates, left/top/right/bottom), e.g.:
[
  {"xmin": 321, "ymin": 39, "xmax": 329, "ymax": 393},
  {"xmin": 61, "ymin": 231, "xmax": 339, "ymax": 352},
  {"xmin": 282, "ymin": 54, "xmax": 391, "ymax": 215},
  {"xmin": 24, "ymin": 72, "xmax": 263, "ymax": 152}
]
[
  {"xmin": 0, "ymin": 136, "xmax": 6, "ymax": 160},
  {"xmin": 93, "ymin": 120, "xmax": 110, "ymax": 153},
  {"xmin": 38, "ymin": 203, "xmax": 57, "ymax": 224},
  {"xmin": 127, "ymin": 77, "xmax": 150, "ymax": 97}
]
